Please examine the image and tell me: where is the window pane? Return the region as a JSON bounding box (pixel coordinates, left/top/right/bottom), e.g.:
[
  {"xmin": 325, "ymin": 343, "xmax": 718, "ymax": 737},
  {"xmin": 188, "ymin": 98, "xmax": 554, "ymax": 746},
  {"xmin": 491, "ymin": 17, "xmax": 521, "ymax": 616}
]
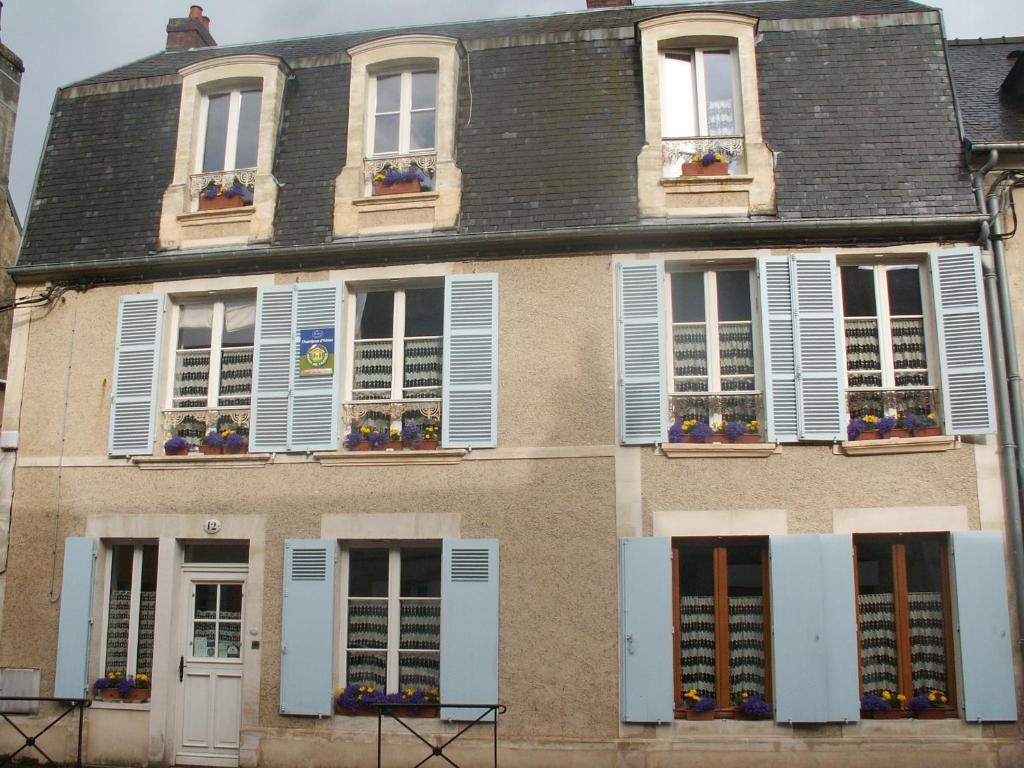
[
  {"xmin": 400, "ymin": 547, "xmax": 441, "ymax": 597},
  {"xmin": 234, "ymin": 91, "xmax": 262, "ymax": 169},
  {"xmin": 703, "ymin": 50, "xmax": 737, "ymax": 136},
  {"xmin": 726, "ymin": 545, "xmax": 766, "ymax": 699},
  {"xmin": 349, "ymin": 548, "xmax": 389, "ymax": 597},
  {"xmin": 135, "ymin": 545, "xmax": 158, "ymax": 677},
  {"xmin": 374, "ymin": 114, "xmax": 399, "ymax": 154},
  {"xmin": 411, "ymin": 71, "xmax": 437, "ymax": 110},
  {"xmin": 222, "ymin": 298, "xmax": 256, "ymax": 346},
  {"xmin": 662, "ymin": 53, "xmax": 697, "ymax": 137},
  {"xmin": 857, "ymin": 542, "xmax": 899, "ymax": 695},
  {"xmin": 348, "ymin": 599, "xmax": 388, "ymax": 649},
  {"xmin": 218, "ymin": 622, "xmax": 242, "ymax": 658},
  {"xmin": 399, "ymin": 651, "xmax": 440, "ymax": 692},
  {"xmin": 219, "ymin": 584, "xmax": 242, "ymax": 619},
  {"xmin": 887, "ymin": 266, "xmax": 923, "ymax": 316},
  {"xmin": 192, "ymin": 622, "xmax": 217, "ymax": 658},
  {"xmin": 195, "ymin": 584, "xmax": 218, "ymax": 619},
  {"xmin": 355, "ymin": 291, "xmax": 395, "ymax": 340},
  {"xmin": 905, "ymin": 539, "xmax": 948, "ymax": 696},
  {"xmin": 376, "ymin": 74, "xmax": 401, "ymax": 113},
  {"xmin": 104, "ymin": 545, "xmax": 134, "ymax": 675},
  {"xmin": 347, "ymin": 651, "xmax": 387, "ymax": 689},
  {"xmin": 409, "ymin": 110, "xmax": 436, "ymax": 151},
  {"xmin": 841, "ymin": 266, "xmax": 877, "ymax": 317},
  {"xmin": 202, "ymin": 93, "xmax": 230, "ymax": 172},
  {"xmin": 716, "ymin": 271, "xmax": 751, "ymax": 322},
  {"xmin": 400, "ymin": 601, "xmax": 440, "ymax": 649},
  {"xmin": 671, "ymin": 272, "xmax": 705, "ymax": 323},
  {"xmin": 178, "ymin": 303, "xmax": 214, "ymax": 349},
  {"xmin": 678, "ymin": 544, "xmax": 716, "ymax": 701},
  {"xmin": 405, "ymin": 287, "xmax": 444, "ymax": 337}
]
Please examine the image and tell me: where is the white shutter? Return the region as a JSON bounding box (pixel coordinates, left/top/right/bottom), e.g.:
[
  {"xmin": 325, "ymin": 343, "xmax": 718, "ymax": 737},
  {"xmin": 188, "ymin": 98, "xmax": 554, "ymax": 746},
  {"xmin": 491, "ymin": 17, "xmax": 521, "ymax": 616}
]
[
  {"xmin": 442, "ymin": 275, "xmax": 498, "ymax": 448},
  {"xmin": 288, "ymin": 283, "xmax": 341, "ymax": 451},
  {"xmin": 758, "ymin": 257, "xmax": 798, "ymax": 442},
  {"xmin": 109, "ymin": 294, "xmax": 165, "ymax": 456},
  {"xmin": 616, "ymin": 261, "xmax": 666, "ymax": 444},
  {"xmin": 792, "ymin": 254, "xmax": 845, "ymax": 440},
  {"xmin": 929, "ymin": 248, "xmax": 996, "ymax": 435},
  {"xmin": 251, "ymin": 286, "xmax": 294, "ymax": 452}
]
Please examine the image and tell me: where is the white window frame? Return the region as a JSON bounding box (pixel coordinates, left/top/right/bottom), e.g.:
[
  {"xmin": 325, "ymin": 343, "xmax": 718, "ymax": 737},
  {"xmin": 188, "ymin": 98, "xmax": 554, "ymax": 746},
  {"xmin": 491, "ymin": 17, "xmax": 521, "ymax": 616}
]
[
  {"xmin": 195, "ymin": 88, "xmax": 262, "ymax": 173},
  {"xmin": 665, "ymin": 267, "xmax": 762, "ymax": 396},
  {"xmin": 99, "ymin": 543, "xmax": 155, "ymax": 678},
  {"xmin": 165, "ymin": 294, "xmax": 256, "ymax": 411},
  {"xmin": 660, "ymin": 47, "xmax": 743, "ymax": 139},
  {"xmin": 838, "ymin": 261, "xmax": 938, "ymax": 399},
  {"xmin": 366, "ymin": 69, "xmax": 438, "ymax": 158},
  {"xmin": 338, "ymin": 542, "xmax": 442, "ymax": 694}
]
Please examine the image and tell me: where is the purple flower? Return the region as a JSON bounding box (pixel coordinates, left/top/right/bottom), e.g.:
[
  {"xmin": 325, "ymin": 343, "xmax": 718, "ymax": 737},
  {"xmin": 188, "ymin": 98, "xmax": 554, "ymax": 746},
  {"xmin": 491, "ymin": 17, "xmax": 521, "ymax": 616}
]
[
  {"xmin": 908, "ymin": 694, "xmax": 932, "ymax": 712},
  {"xmin": 343, "ymin": 431, "xmax": 363, "ymax": 449},
  {"xmin": 668, "ymin": 419, "xmax": 685, "ymax": 443},
  {"xmin": 401, "ymin": 423, "xmax": 424, "ymax": 446},
  {"xmin": 901, "ymin": 413, "xmax": 919, "ymax": 431},
  {"xmin": 692, "ymin": 696, "xmax": 718, "ymax": 712},
  {"xmin": 861, "ymin": 694, "xmax": 891, "ymax": 712},
  {"xmin": 164, "ymin": 436, "xmax": 190, "ymax": 451},
  {"xmin": 739, "ymin": 695, "xmax": 772, "ymax": 718},
  {"xmin": 93, "ymin": 677, "xmax": 111, "ymax": 691},
  {"xmin": 382, "ymin": 168, "xmax": 424, "ymax": 186},
  {"xmin": 202, "ymin": 184, "xmax": 219, "ymax": 199},
  {"xmin": 225, "ymin": 432, "xmax": 247, "ymax": 448},
  {"xmin": 116, "ymin": 675, "xmax": 133, "ymax": 697},
  {"xmin": 691, "ymin": 421, "xmax": 713, "ymax": 443},
  {"xmin": 723, "ymin": 420, "xmax": 746, "ymax": 440},
  {"xmin": 700, "ymin": 151, "xmax": 717, "ymax": 166},
  {"xmin": 367, "ymin": 431, "xmax": 388, "ymax": 448},
  {"xmin": 876, "ymin": 416, "xmax": 897, "ymax": 436},
  {"xmin": 847, "ymin": 418, "xmax": 867, "ymax": 440},
  {"xmin": 202, "ymin": 430, "xmax": 225, "ymax": 446}
]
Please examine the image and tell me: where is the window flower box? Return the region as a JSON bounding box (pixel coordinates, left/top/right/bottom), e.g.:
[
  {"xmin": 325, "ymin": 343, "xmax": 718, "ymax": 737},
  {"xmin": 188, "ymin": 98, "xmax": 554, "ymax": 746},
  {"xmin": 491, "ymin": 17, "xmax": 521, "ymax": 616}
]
[
  {"xmin": 197, "ymin": 179, "xmax": 254, "ymax": 211},
  {"xmin": 682, "ymin": 161, "xmax": 730, "ymax": 176},
  {"xmin": 198, "ymin": 194, "xmax": 245, "ymax": 211},
  {"xmin": 94, "ymin": 673, "xmax": 150, "ymax": 702},
  {"xmin": 372, "ymin": 167, "xmax": 426, "ymax": 196},
  {"xmin": 334, "ymin": 685, "xmax": 439, "ymax": 718}
]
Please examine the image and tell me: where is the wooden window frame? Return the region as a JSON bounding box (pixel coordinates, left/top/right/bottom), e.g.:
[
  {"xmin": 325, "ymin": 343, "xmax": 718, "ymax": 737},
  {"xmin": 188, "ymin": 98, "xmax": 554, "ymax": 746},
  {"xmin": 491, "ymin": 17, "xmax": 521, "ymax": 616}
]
[
  {"xmin": 99, "ymin": 542, "xmax": 157, "ymax": 679},
  {"xmin": 853, "ymin": 533, "xmax": 958, "ymax": 716},
  {"xmin": 672, "ymin": 537, "xmax": 772, "ymax": 718}
]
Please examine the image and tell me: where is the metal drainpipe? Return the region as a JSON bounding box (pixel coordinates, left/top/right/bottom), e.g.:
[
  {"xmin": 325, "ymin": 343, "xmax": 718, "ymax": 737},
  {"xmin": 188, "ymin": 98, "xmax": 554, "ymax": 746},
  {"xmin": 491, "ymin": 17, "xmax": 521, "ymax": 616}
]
[{"xmin": 974, "ymin": 149, "xmax": 1024, "ymax": 648}]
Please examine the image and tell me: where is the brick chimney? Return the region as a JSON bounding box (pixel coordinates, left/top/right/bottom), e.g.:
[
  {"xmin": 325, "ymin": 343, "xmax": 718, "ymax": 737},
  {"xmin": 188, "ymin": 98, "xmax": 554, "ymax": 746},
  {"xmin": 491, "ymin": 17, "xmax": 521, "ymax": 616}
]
[
  {"xmin": 166, "ymin": 5, "xmax": 216, "ymax": 51},
  {"xmin": 586, "ymin": 0, "xmax": 633, "ymax": 7}
]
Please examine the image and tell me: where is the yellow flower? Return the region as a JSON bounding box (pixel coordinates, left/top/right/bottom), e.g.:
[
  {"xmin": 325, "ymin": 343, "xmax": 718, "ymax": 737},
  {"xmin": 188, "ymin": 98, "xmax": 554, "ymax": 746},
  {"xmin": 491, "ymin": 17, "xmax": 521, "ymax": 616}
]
[
  {"xmin": 367, "ymin": 687, "xmax": 375, "ymax": 693},
  {"xmin": 927, "ymin": 412, "xmax": 937, "ymax": 421},
  {"xmin": 863, "ymin": 414, "xmax": 878, "ymax": 424},
  {"xmin": 137, "ymin": 674, "xmax": 148, "ymax": 682},
  {"xmin": 741, "ymin": 692, "xmax": 749, "ymax": 699},
  {"xmin": 359, "ymin": 686, "xmax": 366, "ymax": 692},
  {"xmin": 360, "ymin": 425, "xmax": 370, "ymax": 434},
  {"xmin": 928, "ymin": 693, "xmax": 936, "ymax": 702},
  {"xmin": 897, "ymin": 694, "xmax": 906, "ymax": 702},
  {"xmin": 940, "ymin": 695, "xmax": 948, "ymax": 703},
  {"xmin": 714, "ymin": 152, "xmax": 723, "ymax": 162},
  {"xmin": 881, "ymin": 690, "xmax": 891, "ymax": 700}
]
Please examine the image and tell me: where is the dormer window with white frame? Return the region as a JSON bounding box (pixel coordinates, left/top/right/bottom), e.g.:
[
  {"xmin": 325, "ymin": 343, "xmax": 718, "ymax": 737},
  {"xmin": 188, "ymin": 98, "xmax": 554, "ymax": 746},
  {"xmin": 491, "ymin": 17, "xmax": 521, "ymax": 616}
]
[
  {"xmin": 200, "ymin": 89, "xmax": 262, "ymax": 173},
  {"xmin": 370, "ymin": 70, "xmax": 437, "ymax": 157}
]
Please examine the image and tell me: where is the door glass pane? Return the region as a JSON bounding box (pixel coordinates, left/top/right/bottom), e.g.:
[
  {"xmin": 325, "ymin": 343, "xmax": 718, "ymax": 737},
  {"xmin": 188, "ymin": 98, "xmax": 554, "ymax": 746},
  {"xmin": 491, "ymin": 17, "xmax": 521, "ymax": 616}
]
[
  {"xmin": 678, "ymin": 544, "xmax": 716, "ymax": 702},
  {"xmin": 202, "ymin": 93, "xmax": 230, "ymax": 172},
  {"xmin": 857, "ymin": 542, "xmax": 899, "ymax": 695},
  {"xmin": 234, "ymin": 90, "xmax": 262, "ymax": 169},
  {"xmin": 135, "ymin": 545, "xmax": 158, "ymax": 677},
  {"xmin": 661, "ymin": 52, "xmax": 697, "ymax": 137},
  {"xmin": 411, "ymin": 72, "xmax": 437, "ymax": 110},
  {"xmin": 218, "ymin": 621, "xmax": 242, "ymax": 658},
  {"xmin": 104, "ymin": 545, "xmax": 134, "ymax": 675},
  {"xmin": 195, "ymin": 584, "xmax": 218, "ymax": 619},
  {"xmin": 192, "ymin": 622, "xmax": 217, "ymax": 658},
  {"xmin": 703, "ymin": 50, "xmax": 737, "ymax": 135},
  {"xmin": 905, "ymin": 539, "xmax": 948, "ymax": 697},
  {"xmin": 219, "ymin": 584, "xmax": 242, "ymax": 619},
  {"xmin": 726, "ymin": 545, "xmax": 766, "ymax": 699}
]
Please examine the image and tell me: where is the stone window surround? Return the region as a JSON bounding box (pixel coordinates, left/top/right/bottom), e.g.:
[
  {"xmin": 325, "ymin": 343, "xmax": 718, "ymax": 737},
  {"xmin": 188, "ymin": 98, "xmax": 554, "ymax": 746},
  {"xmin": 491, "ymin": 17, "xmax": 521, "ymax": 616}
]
[
  {"xmin": 334, "ymin": 35, "xmax": 462, "ymax": 236},
  {"xmin": 636, "ymin": 12, "xmax": 775, "ymax": 217},
  {"xmin": 159, "ymin": 54, "xmax": 291, "ymax": 250}
]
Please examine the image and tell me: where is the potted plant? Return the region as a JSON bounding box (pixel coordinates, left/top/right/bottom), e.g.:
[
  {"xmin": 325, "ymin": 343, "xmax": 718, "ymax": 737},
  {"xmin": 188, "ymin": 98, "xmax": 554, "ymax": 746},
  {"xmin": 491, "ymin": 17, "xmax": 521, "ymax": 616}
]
[
  {"xmin": 735, "ymin": 691, "xmax": 772, "ymax": 720},
  {"xmin": 905, "ymin": 412, "xmax": 941, "ymax": 437},
  {"xmin": 385, "ymin": 430, "xmax": 403, "ymax": 451},
  {"xmin": 334, "ymin": 684, "xmax": 439, "ymax": 718},
  {"xmin": 223, "ymin": 431, "xmax": 248, "ymax": 454},
  {"xmin": 861, "ymin": 690, "xmax": 906, "ymax": 719},
  {"xmin": 420, "ymin": 423, "xmax": 439, "ymax": 450},
  {"xmin": 372, "ymin": 167, "xmax": 425, "ymax": 196},
  {"xmin": 909, "ymin": 689, "xmax": 949, "ymax": 719},
  {"xmin": 198, "ymin": 180, "xmax": 253, "ymax": 211},
  {"xmin": 668, "ymin": 418, "xmax": 714, "ymax": 444},
  {"xmin": 93, "ymin": 672, "xmax": 150, "ymax": 703},
  {"xmin": 344, "ymin": 430, "xmax": 370, "ymax": 451},
  {"xmin": 401, "ymin": 423, "xmax": 423, "ymax": 448},
  {"xmin": 367, "ymin": 430, "xmax": 388, "ymax": 450},
  {"xmin": 681, "ymin": 689, "xmax": 717, "ymax": 720},
  {"xmin": 722, "ymin": 419, "xmax": 760, "ymax": 444},
  {"xmin": 682, "ymin": 148, "xmax": 734, "ymax": 177},
  {"xmin": 200, "ymin": 430, "xmax": 225, "ymax": 455},
  {"xmin": 163, "ymin": 436, "xmax": 190, "ymax": 456}
]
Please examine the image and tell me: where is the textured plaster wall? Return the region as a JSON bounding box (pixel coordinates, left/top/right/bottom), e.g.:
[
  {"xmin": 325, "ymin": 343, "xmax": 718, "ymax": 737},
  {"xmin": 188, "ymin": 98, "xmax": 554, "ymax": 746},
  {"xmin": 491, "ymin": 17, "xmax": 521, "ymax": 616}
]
[{"xmin": 642, "ymin": 443, "xmax": 983, "ymax": 534}]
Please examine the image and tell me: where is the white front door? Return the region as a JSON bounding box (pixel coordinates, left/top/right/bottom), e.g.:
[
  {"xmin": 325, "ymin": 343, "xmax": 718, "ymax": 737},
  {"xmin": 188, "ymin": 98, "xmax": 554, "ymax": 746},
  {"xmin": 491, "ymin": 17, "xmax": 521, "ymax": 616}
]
[{"xmin": 174, "ymin": 572, "xmax": 246, "ymax": 767}]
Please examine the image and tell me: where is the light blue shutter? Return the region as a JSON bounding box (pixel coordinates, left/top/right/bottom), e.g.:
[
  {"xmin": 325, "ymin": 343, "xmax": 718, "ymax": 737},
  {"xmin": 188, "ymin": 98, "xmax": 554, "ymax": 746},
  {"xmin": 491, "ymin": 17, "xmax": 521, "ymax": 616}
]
[
  {"xmin": 442, "ymin": 275, "xmax": 498, "ymax": 448},
  {"xmin": 950, "ymin": 532, "xmax": 1016, "ymax": 721},
  {"xmin": 280, "ymin": 540, "xmax": 335, "ymax": 716},
  {"xmin": 792, "ymin": 254, "xmax": 845, "ymax": 440},
  {"xmin": 619, "ymin": 537, "xmax": 674, "ymax": 722},
  {"xmin": 616, "ymin": 262, "xmax": 667, "ymax": 444},
  {"xmin": 54, "ymin": 538, "xmax": 97, "ymax": 699},
  {"xmin": 759, "ymin": 257, "xmax": 798, "ymax": 442},
  {"xmin": 769, "ymin": 534, "xmax": 859, "ymax": 722},
  {"xmin": 251, "ymin": 287, "xmax": 295, "ymax": 452},
  {"xmin": 929, "ymin": 248, "xmax": 996, "ymax": 435},
  {"xmin": 440, "ymin": 539, "xmax": 498, "ymax": 721},
  {"xmin": 288, "ymin": 283, "xmax": 341, "ymax": 451},
  {"xmin": 108, "ymin": 294, "xmax": 164, "ymax": 456}
]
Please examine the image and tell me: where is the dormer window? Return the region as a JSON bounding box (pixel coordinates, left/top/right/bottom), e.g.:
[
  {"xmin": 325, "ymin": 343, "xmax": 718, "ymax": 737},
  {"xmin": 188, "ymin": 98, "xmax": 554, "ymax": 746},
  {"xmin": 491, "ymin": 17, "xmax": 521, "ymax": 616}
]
[
  {"xmin": 201, "ymin": 89, "xmax": 262, "ymax": 172},
  {"xmin": 371, "ymin": 71, "xmax": 437, "ymax": 156}
]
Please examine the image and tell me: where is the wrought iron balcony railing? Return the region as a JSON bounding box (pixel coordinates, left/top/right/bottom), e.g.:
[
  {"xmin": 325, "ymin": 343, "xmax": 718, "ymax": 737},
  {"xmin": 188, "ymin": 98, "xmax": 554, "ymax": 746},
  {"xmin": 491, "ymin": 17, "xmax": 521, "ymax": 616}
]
[
  {"xmin": 188, "ymin": 167, "xmax": 257, "ymax": 198},
  {"xmin": 846, "ymin": 387, "xmax": 940, "ymax": 420},
  {"xmin": 342, "ymin": 398, "xmax": 441, "ymax": 432},
  {"xmin": 163, "ymin": 407, "xmax": 250, "ymax": 442},
  {"xmin": 662, "ymin": 135, "xmax": 746, "ymax": 175}
]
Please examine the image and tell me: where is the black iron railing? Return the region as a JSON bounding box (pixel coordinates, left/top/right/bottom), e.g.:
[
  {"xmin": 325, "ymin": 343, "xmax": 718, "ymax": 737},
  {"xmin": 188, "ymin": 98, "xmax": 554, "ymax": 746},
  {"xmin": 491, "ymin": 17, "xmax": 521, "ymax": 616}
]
[
  {"xmin": 374, "ymin": 702, "xmax": 506, "ymax": 768},
  {"xmin": 0, "ymin": 696, "xmax": 89, "ymax": 768}
]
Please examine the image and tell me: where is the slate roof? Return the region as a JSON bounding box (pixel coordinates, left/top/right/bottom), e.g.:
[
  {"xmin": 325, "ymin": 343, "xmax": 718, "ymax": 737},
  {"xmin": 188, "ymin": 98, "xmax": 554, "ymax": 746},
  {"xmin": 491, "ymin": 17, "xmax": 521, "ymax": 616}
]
[
  {"xmin": 948, "ymin": 38, "xmax": 1024, "ymax": 144},
  {"xmin": 18, "ymin": 0, "xmax": 979, "ymax": 271}
]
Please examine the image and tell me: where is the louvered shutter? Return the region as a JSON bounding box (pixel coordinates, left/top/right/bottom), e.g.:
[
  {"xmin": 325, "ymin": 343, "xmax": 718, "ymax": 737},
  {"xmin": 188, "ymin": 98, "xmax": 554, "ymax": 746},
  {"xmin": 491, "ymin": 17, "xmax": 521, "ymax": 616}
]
[
  {"xmin": 616, "ymin": 262, "xmax": 667, "ymax": 444},
  {"xmin": 769, "ymin": 534, "xmax": 859, "ymax": 723},
  {"xmin": 791, "ymin": 254, "xmax": 845, "ymax": 440},
  {"xmin": 280, "ymin": 540, "xmax": 336, "ymax": 716},
  {"xmin": 251, "ymin": 287, "xmax": 295, "ymax": 452},
  {"xmin": 950, "ymin": 532, "xmax": 1016, "ymax": 721},
  {"xmin": 108, "ymin": 294, "xmax": 164, "ymax": 456},
  {"xmin": 288, "ymin": 283, "xmax": 341, "ymax": 451},
  {"xmin": 442, "ymin": 275, "xmax": 498, "ymax": 448},
  {"xmin": 54, "ymin": 538, "xmax": 97, "ymax": 699},
  {"xmin": 758, "ymin": 257, "xmax": 798, "ymax": 442},
  {"xmin": 440, "ymin": 539, "xmax": 498, "ymax": 721},
  {"xmin": 619, "ymin": 537, "xmax": 674, "ymax": 723},
  {"xmin": 929, "ymin": 248, "xmax": 996, "ymax": 435}
]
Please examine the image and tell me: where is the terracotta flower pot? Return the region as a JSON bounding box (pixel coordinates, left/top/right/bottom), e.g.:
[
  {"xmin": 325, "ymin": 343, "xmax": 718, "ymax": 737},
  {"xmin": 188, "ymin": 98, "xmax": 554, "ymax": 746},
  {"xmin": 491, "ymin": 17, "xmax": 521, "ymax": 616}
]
[
  {"xmin": 124, "ymin": 687, "xmax": 150, "ymax": 703},
  {"xmin": 854, "ymin": 431, "xmax": 880, "ymax": 440},
  {"xmin": 164, "ymin": 445, "xmax": 190, "ymax": 456},
  {"xmin": 415, "ymin": 439, "xmax": 439, "ymax": 451},
  {"xmin": 685, "ymin": 709, "xmax": 716, "ymax": 720},
  {"xmin": 199, "ymin": 444, "xmax": 223, "ymax": 455},
  {"xmin": 97, "ymin": 688, "xmax": 122, "ymax": 702},
  {"xmin": 682, "ymin": 161, "xmax": 730, "ymax": 177},
  {"xmin": 198, "ymin": 194, "xmax": 245, "ymax": 211},
  {"xmin": 913, "ymin": 426, "xmax": 941, "ymax": 437},
  {"xmin": 913, "ymin": 708, "xmax": 949, "ymax": 719},
  {"xmin": 349, "ymin": 440, "xmax": 371, "ymax": 452},
  {"xmin": 384, "ymin": 440, "xmax": 403, "ymax": 451},
  {"xmin": 882, "ymin": 428, "xmax": 911, "ymax": 439},
  {"xmin": 373, "ymin": 179, "xmax": 421, "ymax": 196},
  {"xmin": 864, "ymin": 708, "xmax": 905, "ymax": 719},
  {"xmin": 727, "ymin": 434, "xmax": 761, "ymax": 444},
  {"xmin": 224, "ymin": 444, "xmax": 248, "ymax": 455}
]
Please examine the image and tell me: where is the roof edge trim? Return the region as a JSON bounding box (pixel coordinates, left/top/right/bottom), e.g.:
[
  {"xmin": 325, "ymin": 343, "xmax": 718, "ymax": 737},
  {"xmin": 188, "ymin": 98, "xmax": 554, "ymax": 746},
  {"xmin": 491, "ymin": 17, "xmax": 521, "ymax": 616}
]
[
  {"xmin": 348, "ymin": 33, "xmax": 461, "ymax": 58},
  {"xmin": 179, "ymin": 52, "xmax": 292, "ymax": 79},
  {"xmin": 759, "ymin": 11, "xmax": 940, "ymax": 33}
]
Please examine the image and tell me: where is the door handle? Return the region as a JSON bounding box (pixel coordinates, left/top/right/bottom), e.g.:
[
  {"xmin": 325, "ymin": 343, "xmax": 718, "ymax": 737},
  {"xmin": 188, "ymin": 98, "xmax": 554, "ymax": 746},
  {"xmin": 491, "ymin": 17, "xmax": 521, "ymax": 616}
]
[{"xmin": 179, "ymin": 655, "xmax": 184, "ymax": 682}]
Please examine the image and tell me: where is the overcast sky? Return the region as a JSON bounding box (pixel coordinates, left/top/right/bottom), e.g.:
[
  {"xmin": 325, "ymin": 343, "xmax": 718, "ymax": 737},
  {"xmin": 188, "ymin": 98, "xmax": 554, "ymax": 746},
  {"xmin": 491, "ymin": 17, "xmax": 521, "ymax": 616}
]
[{"xmin": 3, "ymin": 0, "xmax": 1022, "ymax": 223}]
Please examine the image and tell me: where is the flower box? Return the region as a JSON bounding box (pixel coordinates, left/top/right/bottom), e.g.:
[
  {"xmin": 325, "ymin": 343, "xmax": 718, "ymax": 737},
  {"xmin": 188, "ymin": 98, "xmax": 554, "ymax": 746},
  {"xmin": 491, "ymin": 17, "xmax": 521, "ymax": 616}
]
[
  {"xmin": 913, "ymin": 427, "xmax": 942, "ymax": 437},
  {"xmin": 165, "ymin": 445, "xmax": 190, "ymax": 456},
  {"xmin": 373, "ymin": 179, "xmax": 421, "ymax": 196},
  {"xmin": 97, "ymin": 687, "xmax": 149, "ymax": 703},
  {"xmin": 349, "ymin": 440, "xmax": 371, "ymax": 452},
  {"xmin": 338, "ymin": 706, "xmax": 438, "ymax": 718},
  {"xmin": 684, "ymin": 709, "xmax": 716, "ymax": 720},
  {"xmin": 882, "ymin": 429, "xmax": 911, "ymax": 439},
  {"xmin": 384, "ymin": 440, "xmax": 403, "ymax": 451},
  {"xmin": 224, "ymin": 444, "xmax": 248, "ymax": 455},
  {"xmin": 913, "ymin": 708, "xmax": 949, "ymax": 719},
  {"xmin": 415, "ymin": 439, "xmax": 439, "ymax": 451},
  {"xmin": 98, "ymin": 689, "xmax": 122, "ymax": 702},
  {"xmin": 198, "ymin": 194, "xmax": 245, "ymax": 211},
  {"xmin": 199, "ymin": 444, "xmax": 223, "ymax": 456},
  {"xmin": 862, "ymin": 708, "xmax": 905, "ymax": 719},
  {"xmin": 682, "ymin": 161, "xmax": 730, "ymax": 177}
]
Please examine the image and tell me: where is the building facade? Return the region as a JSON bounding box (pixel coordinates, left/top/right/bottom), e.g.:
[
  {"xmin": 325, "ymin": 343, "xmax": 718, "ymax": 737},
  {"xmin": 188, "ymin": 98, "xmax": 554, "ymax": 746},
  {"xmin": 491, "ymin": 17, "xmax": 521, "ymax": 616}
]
[{"xmin": 1, "ymin": 2, "xmax": 1022, "ymax": 767}]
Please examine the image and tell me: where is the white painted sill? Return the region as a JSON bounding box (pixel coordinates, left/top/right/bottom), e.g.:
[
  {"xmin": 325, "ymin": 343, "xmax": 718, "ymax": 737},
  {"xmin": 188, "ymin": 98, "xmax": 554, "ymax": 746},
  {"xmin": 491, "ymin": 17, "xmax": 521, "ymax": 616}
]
[
  {"xmin": 133, "ymin": 453, "xmax": 272, "ymax": 469},
  {"xmin": 660, "ymin": 442, "xmax": 780, "ymax": 458},
  {"xmin": 315, "ymin": 449, "xmax": 467, "ymax": 466},
  {"xmin": 835, "ymin": 435, "xmax": 957, "ymax": 456}
]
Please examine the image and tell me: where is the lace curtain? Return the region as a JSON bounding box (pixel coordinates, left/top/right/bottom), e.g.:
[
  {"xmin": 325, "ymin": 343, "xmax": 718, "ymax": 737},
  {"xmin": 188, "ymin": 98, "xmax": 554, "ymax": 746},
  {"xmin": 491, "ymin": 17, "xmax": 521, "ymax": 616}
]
[{"xmin": 859, "ymin": 591, "xmax": 946, "ymax": 694}]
